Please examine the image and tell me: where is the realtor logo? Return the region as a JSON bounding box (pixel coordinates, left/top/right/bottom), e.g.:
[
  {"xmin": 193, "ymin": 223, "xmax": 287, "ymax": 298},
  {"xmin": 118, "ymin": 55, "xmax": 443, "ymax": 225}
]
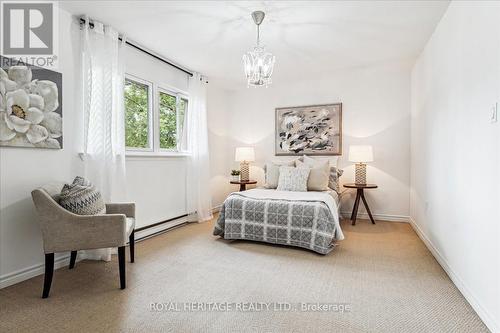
[{"xmin": 2, "ymin": 2, "xmax": 53, "ymax": 55}]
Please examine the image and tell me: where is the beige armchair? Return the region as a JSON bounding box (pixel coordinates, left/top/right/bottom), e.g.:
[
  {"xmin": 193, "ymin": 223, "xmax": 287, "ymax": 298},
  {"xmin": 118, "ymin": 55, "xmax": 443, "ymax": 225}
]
[{"xmin": 31, "ymin": 183, "xmax": 135, "ymax": 298}]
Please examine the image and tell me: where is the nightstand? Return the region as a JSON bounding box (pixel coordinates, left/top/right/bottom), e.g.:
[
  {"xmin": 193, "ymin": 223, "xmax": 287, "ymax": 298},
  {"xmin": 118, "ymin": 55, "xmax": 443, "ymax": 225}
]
[
  {"xmin": 230, "ymin": 180, "xmax": 257, "ymax": 191},
  {"xmin": 343, "ymin": 183, "xmax": 378, "ymax": 225}
]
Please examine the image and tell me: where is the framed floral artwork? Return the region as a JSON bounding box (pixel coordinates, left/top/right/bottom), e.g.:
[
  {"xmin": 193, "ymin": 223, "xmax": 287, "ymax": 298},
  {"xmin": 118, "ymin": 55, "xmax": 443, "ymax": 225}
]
[
  {"xmin": 0, "ymin": 56, "xmax": 62, "ymax": 149},
  {"xmin": 275, "ymin": 103, "xmax": 342, "ymax": 156}
]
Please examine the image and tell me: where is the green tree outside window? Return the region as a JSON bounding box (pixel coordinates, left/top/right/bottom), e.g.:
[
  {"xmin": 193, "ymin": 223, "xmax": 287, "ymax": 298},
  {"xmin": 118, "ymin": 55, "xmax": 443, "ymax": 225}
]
[
  {"xmin": 159, "ymin": 92, "xmax": 177, "ymax": 149},
  {"xmin": 125, "ymin": 77, "xmax": 188, "ymax": 151},
  {"xmin": 124, "ymin": 79, "xmax": 149, "ymax": 148}
]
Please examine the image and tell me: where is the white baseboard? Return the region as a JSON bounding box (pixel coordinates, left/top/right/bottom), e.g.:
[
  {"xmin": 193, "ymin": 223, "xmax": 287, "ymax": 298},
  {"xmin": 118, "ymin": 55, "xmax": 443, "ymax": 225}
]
[
  {"xmin": 135, "ymin": 216, "xmax": 190, "ymax": 240},
  {"xmin": 340, "ymin": 211, "xmax": 410, "ymax": 223},
  {"xmin": 0, "ymin": 254, "xmax": 71, "ymax": 289},
  {"xmin": 0, "ymin": 215, "xmax": 192, "ymax": 290},
  {"xmin": 409, "ymin": 217, "xmax": 499, "ymax": 333}
]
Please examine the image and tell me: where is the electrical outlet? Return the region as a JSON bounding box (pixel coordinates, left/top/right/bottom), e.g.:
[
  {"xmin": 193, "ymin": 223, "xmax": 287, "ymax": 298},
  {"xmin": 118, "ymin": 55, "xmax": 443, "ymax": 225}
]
[{"xmin": 491, "ymin": 103, "xmax": 498, "ymax": 123}]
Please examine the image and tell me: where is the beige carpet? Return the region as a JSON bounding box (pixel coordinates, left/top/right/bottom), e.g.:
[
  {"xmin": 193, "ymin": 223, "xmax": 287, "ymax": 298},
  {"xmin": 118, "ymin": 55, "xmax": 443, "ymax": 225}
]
[{"xmin": 0, "ymin": 218, "xmax": 489, "ymax": 333}]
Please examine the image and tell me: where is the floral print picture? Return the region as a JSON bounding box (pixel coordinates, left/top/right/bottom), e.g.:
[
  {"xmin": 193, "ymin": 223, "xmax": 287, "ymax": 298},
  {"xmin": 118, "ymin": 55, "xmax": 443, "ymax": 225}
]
[
  {"xmin": 0, "ymin": 56, "xmax": 62, "ymax": 149},
  {"xmin": 275, "ymin": 103, "xmax": 342, "ymax": 156}
]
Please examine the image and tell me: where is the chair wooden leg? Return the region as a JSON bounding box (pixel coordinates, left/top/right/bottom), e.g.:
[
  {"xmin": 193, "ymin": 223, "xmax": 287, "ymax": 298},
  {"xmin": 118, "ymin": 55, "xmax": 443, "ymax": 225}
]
[
  {"xmin": 129, "ymin": 231, "xmax": 135, "ymax": 263},
  {"xmin": 69, "ymin": 251, "xmax": 77, "ymax": 269},
  {"xmin": 42, "ymin": 253, "xmax": 54, "ymax": 298},
  {"xmin": 118, "ymin": 246, "xmax": 126, "ymax": 289}
]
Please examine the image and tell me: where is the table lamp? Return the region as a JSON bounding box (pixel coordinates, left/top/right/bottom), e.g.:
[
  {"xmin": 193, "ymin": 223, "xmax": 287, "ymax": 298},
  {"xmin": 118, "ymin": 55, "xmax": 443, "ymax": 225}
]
[
  {"xmin": 235, "ymin": 147, "xmax": 255, "ymax": 181},
  {"xmin": 348, "ymin": 145, "xmax": 374, "ymax": 185}
]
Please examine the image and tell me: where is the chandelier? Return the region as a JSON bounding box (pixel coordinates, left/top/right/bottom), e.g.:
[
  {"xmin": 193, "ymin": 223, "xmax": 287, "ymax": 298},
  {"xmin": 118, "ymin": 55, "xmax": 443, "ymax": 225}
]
[{"xmin": 242, "ymin": 11, "xmax": 275, "ymax": 87}]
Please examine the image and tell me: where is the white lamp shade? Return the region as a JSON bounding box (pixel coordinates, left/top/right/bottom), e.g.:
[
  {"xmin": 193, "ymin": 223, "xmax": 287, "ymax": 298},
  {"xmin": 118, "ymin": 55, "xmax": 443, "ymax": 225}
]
[
  {"xmin": 235, "ymin": 147, "xmax": 255, "ymax": 162},
  {"xmin": 348, "ymin": 145, "xmax": 374, "ymax": 163}
]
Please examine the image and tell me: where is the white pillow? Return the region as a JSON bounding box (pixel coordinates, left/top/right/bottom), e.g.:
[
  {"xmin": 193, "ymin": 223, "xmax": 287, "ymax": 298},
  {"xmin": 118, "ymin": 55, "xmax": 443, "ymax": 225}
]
[
  {"xmin": 301, "ymin": 154, "xmax": 317, "ymax": 167},
  {"xmin": 300, "ymin": 154, "xmax": 338, "ymax": 167},
  {"xmin": 296, "ymin": 159, "xmax": 330, "ymax": 191},
  {"xmin": 264, "ymin": 160, "xmax": 295, "ymax": 189},
  {"xmin": 277, "ymin": 166, "xmax": 310, "ymax": 192}
]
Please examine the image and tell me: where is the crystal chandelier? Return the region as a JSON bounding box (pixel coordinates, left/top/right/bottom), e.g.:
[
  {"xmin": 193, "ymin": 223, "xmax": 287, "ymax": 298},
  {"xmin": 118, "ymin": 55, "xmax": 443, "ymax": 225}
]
[{"xmin": 242, "ymin": 11, "xmax": 275, "ymax": 87}]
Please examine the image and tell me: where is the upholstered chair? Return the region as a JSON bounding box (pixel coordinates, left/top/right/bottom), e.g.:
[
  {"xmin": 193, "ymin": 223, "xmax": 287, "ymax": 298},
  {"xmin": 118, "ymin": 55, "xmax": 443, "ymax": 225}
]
[{"xmin": 31, "ymin": 183, "xmax": 135, "ymax": 298}]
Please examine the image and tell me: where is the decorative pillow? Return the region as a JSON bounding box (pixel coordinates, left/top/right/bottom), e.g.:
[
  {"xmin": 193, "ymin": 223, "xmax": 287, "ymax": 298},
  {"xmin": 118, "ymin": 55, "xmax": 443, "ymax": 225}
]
[
  {"xmin": 277, "ymin": 166, "xmax": 310, "ymax": 192},
  {"xmin": 264, "ymin": 160, "xmax": 295, "ymax": 189},
  {"xmin": 59, "ymin": 177, "xmax": 106, "ymax": 215},
  {"xmin": 300, "ymin": 154, "xmax": 317, "ymax": 167},
  {"xmin": 296, "ymin": 159, "xmax": 330, "ymax": 191},
  {"xmin": 328, "ymin": 167, "xmax": 344, "ymax": 194},
  {"xmin": 72, "ymin": 176, "xmax": 92, "ymax": 186}
]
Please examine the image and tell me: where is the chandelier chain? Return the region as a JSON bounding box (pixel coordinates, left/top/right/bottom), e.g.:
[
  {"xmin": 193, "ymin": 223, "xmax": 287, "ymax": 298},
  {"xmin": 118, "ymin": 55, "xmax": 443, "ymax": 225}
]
[{"xmin": 257, "ymin": 24, "xmax": 260, "ymax": 47}]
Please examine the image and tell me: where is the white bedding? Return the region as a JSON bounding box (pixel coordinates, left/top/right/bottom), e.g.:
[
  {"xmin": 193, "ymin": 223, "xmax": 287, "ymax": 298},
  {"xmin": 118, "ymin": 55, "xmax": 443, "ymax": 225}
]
[{"xmin": 234, "ymin": 188, "xmax": 344, "ymax": 240}]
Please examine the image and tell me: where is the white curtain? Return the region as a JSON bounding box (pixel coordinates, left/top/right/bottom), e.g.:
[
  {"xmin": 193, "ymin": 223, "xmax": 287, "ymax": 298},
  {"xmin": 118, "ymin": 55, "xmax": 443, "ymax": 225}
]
[
  {"xmin": 78, "ymin": 18, "xmax": 127, "ymax": 260},
  {"xmin": 184, "ymin": 73, "xmax": 213, "ymax": 222}
]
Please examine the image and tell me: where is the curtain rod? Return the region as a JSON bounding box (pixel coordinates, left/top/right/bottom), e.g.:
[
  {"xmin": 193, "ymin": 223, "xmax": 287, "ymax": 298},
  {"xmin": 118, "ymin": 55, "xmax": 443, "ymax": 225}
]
[{"xmin": 79, "ymin": 17, "xmax": 194, "ymax": 77}]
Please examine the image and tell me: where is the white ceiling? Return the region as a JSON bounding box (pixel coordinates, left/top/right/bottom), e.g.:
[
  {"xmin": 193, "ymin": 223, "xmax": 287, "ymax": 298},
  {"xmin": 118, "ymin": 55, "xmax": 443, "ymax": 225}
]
[{"xmin": 60, "ymin": 1, "xmax": 449, "ymax": 88}]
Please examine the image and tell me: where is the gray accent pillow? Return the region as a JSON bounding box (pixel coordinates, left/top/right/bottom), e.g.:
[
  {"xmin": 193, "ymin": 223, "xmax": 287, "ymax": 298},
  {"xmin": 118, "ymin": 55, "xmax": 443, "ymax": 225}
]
[
  {"xmin": 329, "ymin": 167, "xmax": 344, "ymax": 194},
  {"xmin": 296, "ymin": 159, "xmax": 330, "ymax": 191},
  {"xmin": 277, "ymin": 166, "xmax": 310, "ymax": 192},
  {"xmin": 264, "ymin": 160, "xmax": 296, "ymax": 189},
  {"xmin": 59, "ymin": 176, "xmax": 106, "ymax": 215}
]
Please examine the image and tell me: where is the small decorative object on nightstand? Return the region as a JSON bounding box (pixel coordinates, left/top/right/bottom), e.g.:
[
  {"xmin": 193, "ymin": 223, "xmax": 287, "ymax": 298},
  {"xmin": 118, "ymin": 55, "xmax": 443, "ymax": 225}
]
[
  {"xmin": 235, "ymin": 147, "xmax": 255, "ymax": 181},
  {"xmin": 230, "ymin": 180, "xmax": 257, "ymax": 192},
  {"xmin": 348, "ymin": 145, "xmax": 373, "ymax": 185},
  {"xmin": 230, "ymin": 170, "xmax": 241, "ymax": 182},
  {"xmin": 344, "ymin": 183, "xmax": 378, "ymax": 225}
]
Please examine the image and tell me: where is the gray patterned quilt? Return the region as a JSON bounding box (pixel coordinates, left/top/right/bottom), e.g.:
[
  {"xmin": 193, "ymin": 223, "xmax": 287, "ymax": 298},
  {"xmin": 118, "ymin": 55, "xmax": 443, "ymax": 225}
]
[{"xmin": 213, "ymin": 189, "xmax": 344, "ymax": 254}]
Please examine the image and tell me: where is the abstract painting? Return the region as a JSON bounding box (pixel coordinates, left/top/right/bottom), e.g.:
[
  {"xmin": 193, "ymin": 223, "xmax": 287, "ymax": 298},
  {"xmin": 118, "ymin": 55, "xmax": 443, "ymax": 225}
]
[
  {"xmin": 275, "ymin": 103, "xmax": 342, "ymax": 156},
  {"xmin": 0, "ymin": 56, "xmax": 62, "ymax": 149}
]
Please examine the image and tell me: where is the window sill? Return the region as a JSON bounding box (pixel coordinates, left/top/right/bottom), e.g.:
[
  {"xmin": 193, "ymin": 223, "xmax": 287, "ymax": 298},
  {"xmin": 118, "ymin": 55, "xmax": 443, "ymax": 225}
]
[{"xmin": 126, "ymin": 151, "xmax": 190, "ymax": 159}]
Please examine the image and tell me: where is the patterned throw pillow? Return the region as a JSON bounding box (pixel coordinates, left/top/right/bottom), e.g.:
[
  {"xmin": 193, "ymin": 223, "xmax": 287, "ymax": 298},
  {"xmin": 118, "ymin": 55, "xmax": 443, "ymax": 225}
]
[
  {"xmin": 264, "ymin": 160, "xmax": 296, "ymax": 189},
  {"xmin": 277, "ymin": 166, "xmax": 310, "ymax": 192},
  {"xmin": 328, "ymin": 167, "xmax": 344, "ymax": 194},
  {"xmin": 59, "ymin": 177, "xmax": 106, "ymax": 215}
]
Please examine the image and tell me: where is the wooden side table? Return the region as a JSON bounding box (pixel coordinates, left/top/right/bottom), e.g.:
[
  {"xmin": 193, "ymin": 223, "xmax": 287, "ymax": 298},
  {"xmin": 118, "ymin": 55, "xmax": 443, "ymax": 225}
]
[
  {"xmin": 230, "ymin": 180, "xmax": 257, "ymax": 191},
  {"xmin": 343, "ymin": 183, "xmax": 378, "ymax": 225}
]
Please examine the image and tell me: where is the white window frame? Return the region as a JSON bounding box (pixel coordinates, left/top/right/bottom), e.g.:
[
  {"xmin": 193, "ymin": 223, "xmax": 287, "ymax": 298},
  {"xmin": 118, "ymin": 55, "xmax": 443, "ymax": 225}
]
[
  {"xmin": 157, "ymin": 86, "xmax": 189, "ymax": 153},
  {"xmin": 177, "ymin": 95, "xmax": 189, "ymax": 152},
  {"xmin": 125, "ymin": 74, "xmax": 189, "ymax": 157},
  {"xmin": 124, "ymin": 74, "xmax": 154, "ymax": 152}
]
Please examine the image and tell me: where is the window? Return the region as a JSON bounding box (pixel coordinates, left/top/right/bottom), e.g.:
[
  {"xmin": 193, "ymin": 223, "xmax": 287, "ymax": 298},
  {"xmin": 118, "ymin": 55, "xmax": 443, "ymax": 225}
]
[
  {"xmin": 124, "ymin": 75, "xmax": 188, "ymax": 155},
  {"xmin": 124, "ymin": 78, "xmax": 152, "ymax": 150},
  {"xmin": 158, "ymin": 91, "xmax": 177, "ymax": 149}
]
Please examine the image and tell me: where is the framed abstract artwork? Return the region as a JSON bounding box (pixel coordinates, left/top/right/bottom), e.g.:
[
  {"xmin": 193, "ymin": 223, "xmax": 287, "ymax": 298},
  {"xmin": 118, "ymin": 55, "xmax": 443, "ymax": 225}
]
[
  {"xmin": 275, "ymin": 103, "xmax": 342, "ymax": 156},
  {"xmin": 0, "ymin": 56, "xmax": 62, "ymax": 149}
]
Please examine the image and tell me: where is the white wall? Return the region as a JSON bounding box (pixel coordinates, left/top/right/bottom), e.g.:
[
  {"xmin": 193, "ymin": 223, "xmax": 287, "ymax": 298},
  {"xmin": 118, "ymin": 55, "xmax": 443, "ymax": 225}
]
[
  {"xmin": 124, "ymin": 42, "xmax": 191, "ymax": 228},
  {"xmin": 0, "ymin": 9, "xmax": 82, "ymax": 285},
  {"xmin": 207, "ymin": 82, "xmax": 234, "ymax": 207},
  {"xmin": 410, "ymin": 2, "xmax": 500, "ymax": 331},
  {"xmin": 0, "ymin": 7, "xmax": 195, "ymax": 286},
  {"xmin": 208, "ymin": 61, "xmax": 412, "ymax": 220}
]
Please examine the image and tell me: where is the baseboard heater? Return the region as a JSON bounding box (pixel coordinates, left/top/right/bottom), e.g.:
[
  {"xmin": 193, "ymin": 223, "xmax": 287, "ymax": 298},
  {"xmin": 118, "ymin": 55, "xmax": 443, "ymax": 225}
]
[{"xmin": 135, "ymin": 214, "xmax": 189, "ymax": 241}]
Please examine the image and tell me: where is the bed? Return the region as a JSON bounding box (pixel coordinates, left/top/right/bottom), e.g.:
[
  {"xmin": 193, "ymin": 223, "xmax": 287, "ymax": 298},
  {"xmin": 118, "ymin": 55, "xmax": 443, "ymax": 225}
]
[{"xmin": 213, "ymin": 188, "xmax": 344, "ymax": 254}]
